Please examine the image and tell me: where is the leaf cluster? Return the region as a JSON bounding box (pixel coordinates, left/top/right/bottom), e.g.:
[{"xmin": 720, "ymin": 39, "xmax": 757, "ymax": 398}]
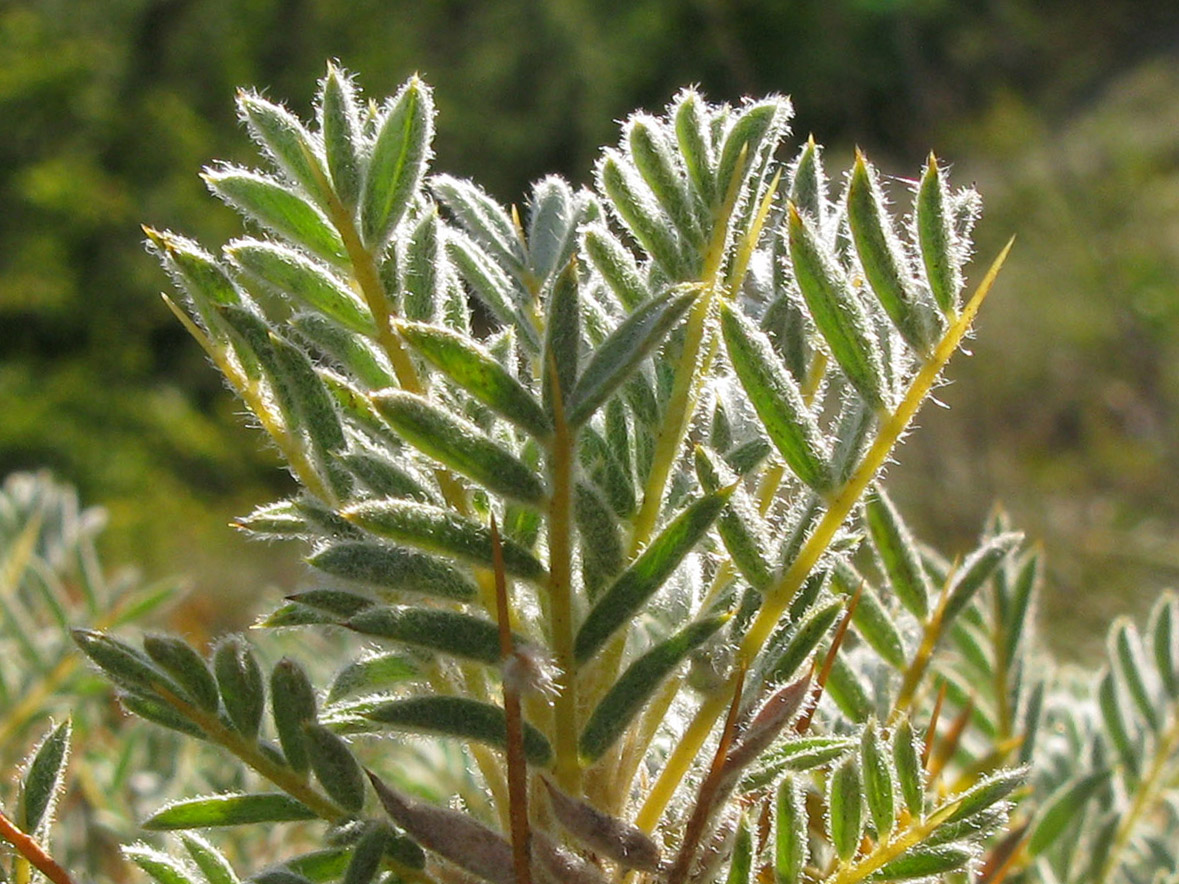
[{"xmin": 46, "ymin": 66, "xmax": 1179, "ymax": 884}]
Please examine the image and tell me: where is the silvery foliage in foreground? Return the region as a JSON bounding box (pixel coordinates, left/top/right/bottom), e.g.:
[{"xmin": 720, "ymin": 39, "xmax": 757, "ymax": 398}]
[{"xmin": 61, "ymin": 65, "xmax": 1175, "ymax": 884}]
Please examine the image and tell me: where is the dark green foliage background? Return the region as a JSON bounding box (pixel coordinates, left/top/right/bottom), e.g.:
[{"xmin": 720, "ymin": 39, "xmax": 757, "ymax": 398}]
[{"xmin": 2, "ymin": 0, "xmax": 1178, "ymax": 644}]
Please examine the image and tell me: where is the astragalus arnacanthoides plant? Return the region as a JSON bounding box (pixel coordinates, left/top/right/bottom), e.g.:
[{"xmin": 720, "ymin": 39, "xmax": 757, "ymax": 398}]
[{"xmin": 69, "ymin": 64, "xmax": 1034, "ymax": 884}]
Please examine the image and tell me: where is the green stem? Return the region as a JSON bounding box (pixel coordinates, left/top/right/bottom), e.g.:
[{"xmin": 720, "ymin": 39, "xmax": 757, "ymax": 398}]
[
  {"xmin": 162, "ymin": 294, "xmax": 335, "ymax": 503},
  {"xmin": 635, "ymin": 239, "xmax": 1013, "ymax": 833},
  {"xmin": 322, "ymin": 186, "xmax": 473, "ymax": 514},
  {"xmin": 629, "ymin": 147, "xmax": 750, "ymax": 557}
]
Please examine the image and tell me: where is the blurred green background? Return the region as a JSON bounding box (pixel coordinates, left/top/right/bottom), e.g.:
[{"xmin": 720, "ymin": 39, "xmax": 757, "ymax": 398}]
[{"xmin": 3, "ymin": 0, "xmax": 1178, "ymax": 651}]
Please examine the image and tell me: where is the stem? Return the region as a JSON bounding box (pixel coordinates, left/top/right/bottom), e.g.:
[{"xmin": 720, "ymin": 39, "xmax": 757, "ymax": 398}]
[
  {"xmin": 665, "ymin": 666, "xmax": 747, "ymax": 884},
  {"xmin": 0, "ymin": 809, "xmax": 74, "ymax": 884},
  {"xmin": 634, "ymin": 239, "xmax": 1013, "ymax": 833},
  {"xmin": 823, "ymin": 814, "xmax": 944, "ymax": 884},
  {"xmin": 546, "ymin": 368, "xmax": 581, "ymax": 793},
  {"xmin": 162, "ymin": 294, "xmax": 335, "ymax": 503},
  {"xmin": 738, "ymin": 239, "xmax": 1012, "ymax": 684},
  {"xmin": 158, "ymin": 685, "xmax": 347, "ymax": 821},
  {"xmin": 321, "ymin": 182, "xmax": 472, "ymax": 514},
  {"xmin": 890, "ymin": 576, "xmax": 955, "ymax": 725},
  {"xmin": 491, "ymin": 517, "xmax": 532, "ymax": 884},
  {"xmin": 629, "ymin": 148, "xmax": 750, "ymax": 556},
  {"xmin": 322, "ymin": 182, "xmax": 422, "ymax": 396}
]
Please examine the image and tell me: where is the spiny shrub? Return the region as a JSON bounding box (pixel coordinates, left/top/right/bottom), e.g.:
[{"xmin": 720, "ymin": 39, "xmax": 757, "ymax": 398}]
[{"xmin": 5, "ymin": 64, "xmax": 1168, "ymax": 884}]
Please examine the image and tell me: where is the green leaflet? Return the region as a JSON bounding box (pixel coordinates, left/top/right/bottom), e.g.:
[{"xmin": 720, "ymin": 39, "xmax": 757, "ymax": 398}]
[
  {"xmin": 873, "ymin": 844, "xmax": 975, "ymax": 881},
  {"xmin": 574, "ymin": 488, "xmax": 732, "ymax": 662},
  {"xmin": 143, "ymin": 634, "xmax": 220, "ymax": 713},
  {"xmin": 673, "ymin": 90, "xmax": 714, "ymax": 205},
  {"xmin": 943, "ymin": 532, "xmax": 1023, "ymax": 623},
  {"xmin": 720, "ymin": 301, "xmax": 831, "ymax": 493},
  {"xmin": 398, "ymin": 321, "xmax": 551, "ymax": 439},
  {"xmin": 119, "ymin": 693, "xmax": 206, "ymax": 739},
  {"xmin": 293, "ymin": 313, "xmax": 395, "ymax": 390},
  {"xmin": 865, "ymin": 488, "xmax": 932, "ymax": 619},
  {"xmin": 743, "ymin": 736, "xmax": 856, "ymax": 790},
  {"xmin": 830, "ymin": 561, "xmax": 907, "ymax": 669},
  {"xmin": 1027, "ymin": 770, "xmax": 1110, "ymax": 856},
  {"xmin": 364, "ymin": 696, "xmax": 552, "ymax": 766},
  {"xmin": 715, "ymin": 100, "xmax": 786, "ymax": 211},
  {"xmin": 1002, "ymin": 551, "xmax": 1039, "ymax": 670},
  {"xmin": 339, "ymin": 451, "xmax": 433, "ymax": 501},
  {"xmin": 860, "ymin": 720, "xmax": 897, "ymax": 837},
  {"xmin": 1151, "ymin": 594, "xmax": 1178, "ymax": 698},
  {"xmin": 579, "ymin": 616, "xmax": 726, "ymax": 761},
  {"xmin": 1097, "ymin": 669, "xmax": 1139, "ymax": 777},
  {"xmin": 829, "ymin": 755, "xmax": 864, "ymax": 861},
  {"xmin": 237, "ymin": 91, "xmax": 331, "ymax": 208},
  {"xmin": 431, "ymin": 174, "xmax": 527, "ymax": 279},
  {"xmin": 787, "ymin": 203, "xmax": 887, "ymax": 409},
  {"xmin": 403, "ymin": 209, "xmax": 445, "ymax": 322},
  {"xmin": 774, "ymin": 775, "xmax": 808, "ymax": 884},
  {"xmin": 891, "ymin": 719, "xmax": 925, "ymax": 817},
  {"xmin": 371, "ymin": 390, "xmax": 547, "ymax": 505},
  {"xmin": 125, "ymin": 845, "xmax": 202, "ymax": 884},
  {"xmin": 204, "ymin": 167, "xmax": 347, "ymax": 265},
  {"xmin": 280, "ymin": 589, "xmax": 375, "ymax": 621},
  {"xmin": 765, "ymin": 598, "xmax": 842, "ymax": 685},
  {"xmin": 228, "ymin": 240, "xmax": 377, "ymax": 337},
  {"xmin": 582, "ymin": 223, "xmax": 649, "ymax": 310},
  {"xmin": 789, "ymin": 137, "xmax": 826, "ymax": 225},
  {"xmin": 446, "ymin": 231, "xmax": 539, "ymax": 351},
  {"xmin": 575, "ymin": 481, "xmax": 625, "ymax": 600},
  {"xmin": 343, "ymin": 823, "xmax": 392, "ymax": 884},
  {"xmin": 304, "ymin": 722, "xmax": 366, "ymax": 813},
  {"xmin": 180, "ymin": 834, "xmax": 240, "ymax": 884},
  {"xmin": 760, "ymin": 291, "xmax": 809, "ymax": 386},
  {"xmin": 343, "ymin": 500, "xmax": 546, "ymax": 581},
  {"xmin": 73, "ymin": 628, "xmax": 177, "ymax": 696},
  {"xmin": 695, "ymin": 446, "xmax": 773, "ymax": 592},
  {"xmin": 286, "ymin": 848, "xmax": 352, "ymax": 883},
  {"xmin": 1113, "ymin": 619, "xmax": 1162, "ymax": 732},
  {"xmin": 598, "ymin": 151, "xmax": 686, "ymax": 278},
  {"xmin": 580, "ymin": 424, "xmax": 637, "ymax": 518},
  {"xmin": 345, "ymin": 606, "xmax": 506, "ymax": 665},
  {"xmin": 628, "ymin": 116, "xmax": 702, "ymax": 248},
  {"xmin": 309, "ymin": 540, "xmax": 478, "ymax": 601},
  {"xmin": 327, "ymin": 652, "xmax": 419, "ymax": 703},
  {"xmin": 940, "ymin": 768, "xmax": 1025, "ymax": 825},
  {"xmin": 361, "ymin": 77, "xmax": 434, "ymax": 249},
  {"xmin": 826, "ymin": 655, "xmax": 873, "ymax": 723},
  {"xmin": 20, "ymin": 719, "xmax": 71, "ymax": 834},
  {"xmin": 847, "ymin": 155, "xmax": 940, "ymax": 355},
  {"xmin": 915, "ymin": 155, "xmax": 961, "ymax": 317},
  {"xmin": 271, "ymin": 658, "xmax": 318, "ymax": 774},
  {"xmin": 270, "ymin": 333, "xmax": 349, "ymax": 456},
  {"xmin": 567, "ymin": 287, "xmax": 696, "ymax": 426},
  {"xmin": 726, "ymin": 815, "xmax": 754, "ymax": 884},
  {"xmin": 143, "ymin": 793, "xmax": 318, "ymax": 829},
  {"xmin": 544, "ymin": 258, "xmax": 581, "ymax": 412},
  {"xmin": 200, "ymin": 646, "xmax": 257, "ymax": 726},
  {"xmin": 320, "ymin": 62, "xmax": 364, "ymax": 209},
  {"xmin": 528, "ymin": 176, "xmax": 586, "ymax": 283}
]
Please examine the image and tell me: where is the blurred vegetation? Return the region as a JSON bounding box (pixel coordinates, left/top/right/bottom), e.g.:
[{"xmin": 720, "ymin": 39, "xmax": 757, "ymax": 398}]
[{"xmin": 2, "ymin": 0, "xmax": 1178, "ymax": 644}]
